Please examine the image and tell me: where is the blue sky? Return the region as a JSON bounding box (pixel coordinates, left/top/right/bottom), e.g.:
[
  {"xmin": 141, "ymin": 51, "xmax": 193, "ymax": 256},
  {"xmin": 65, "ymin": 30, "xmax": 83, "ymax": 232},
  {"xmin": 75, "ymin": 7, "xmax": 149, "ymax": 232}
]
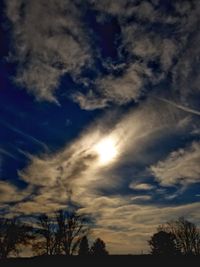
[{"xmin": 0, "ymin": 0, "xmax": 200, "ymax": 254}]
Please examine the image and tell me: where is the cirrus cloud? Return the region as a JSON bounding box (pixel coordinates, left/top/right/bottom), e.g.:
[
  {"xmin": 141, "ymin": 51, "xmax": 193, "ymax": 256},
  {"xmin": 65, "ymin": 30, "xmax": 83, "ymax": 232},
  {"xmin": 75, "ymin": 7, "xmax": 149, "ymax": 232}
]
[{"xmin": 150, "ymin": 141, "xmax": 200, "ymax": 187}]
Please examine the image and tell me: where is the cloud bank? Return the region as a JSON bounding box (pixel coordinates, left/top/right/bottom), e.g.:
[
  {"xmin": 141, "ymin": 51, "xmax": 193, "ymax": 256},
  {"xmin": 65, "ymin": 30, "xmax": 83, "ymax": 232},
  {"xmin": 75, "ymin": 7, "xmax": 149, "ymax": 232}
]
[{"xmin": 5, "ymin": 0, "xmax": 200, "ymax": 110}]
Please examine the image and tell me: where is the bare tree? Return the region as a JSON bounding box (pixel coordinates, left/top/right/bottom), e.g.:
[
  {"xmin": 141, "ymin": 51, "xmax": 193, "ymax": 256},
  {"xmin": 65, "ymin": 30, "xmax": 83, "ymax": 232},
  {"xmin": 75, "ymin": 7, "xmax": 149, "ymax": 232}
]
[
  {"xmin": 194, "ymin": 233, "xmax": 200, "ymax": 255},
  {"xmin": 160, "ymin": 217, "xmax": 200, "ymax": 255},
  {"xmin": 56, "ymin": 210, "xmax": 89, "ymax": 256},
  {"xmin": 33, "ymin": 210, "xmax": 89, "ymax": 256},
  {"xmin": 33, "ymin": 214, "xmax": 60, "ymax": 256},
  {"xmin": 0, "ymin": 218, "xmax": 32, "ymax": 258}
]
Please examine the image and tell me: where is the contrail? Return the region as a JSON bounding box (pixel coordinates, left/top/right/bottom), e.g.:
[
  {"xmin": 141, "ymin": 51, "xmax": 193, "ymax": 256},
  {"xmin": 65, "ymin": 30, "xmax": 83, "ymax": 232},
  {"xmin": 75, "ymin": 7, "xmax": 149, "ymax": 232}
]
[
  {"xmin": 156, "ymin": 97, "xmax": 200, "ymax": 117},
  {"xmin": 0, "ymin": 147, "xmax": 21, "ymax": 161},
  {"xmin": 0, "ymin": 120, "xmax": 49, "ymax": 151}
]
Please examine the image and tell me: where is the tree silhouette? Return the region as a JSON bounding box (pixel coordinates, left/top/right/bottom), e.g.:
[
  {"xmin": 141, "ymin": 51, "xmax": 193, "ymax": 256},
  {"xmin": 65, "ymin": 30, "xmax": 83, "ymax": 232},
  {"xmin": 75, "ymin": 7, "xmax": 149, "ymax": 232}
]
[
  {"xmin": 90, "ymin": 238, "xmax": 108, "ymax": 256},
  {"xmin": 160, "ymin": 217, "xmax": 200, "ymax": 255},
  {"xmin": 56, "ymin": 210, "xmax": 89, "ymax": 256},
  {"xmin": 0, "ymin": 218, "xmax": 32, "ymax": 258},
  {"xmin": 149, "ymin": 230, "xmax": 180, "ymax": 256},
  {"xmin": 33, "ymin": 214, "xmax": 60, "ymax": 256},
  {"xmin": 33, "ymin": 210, "xmax": 89, "ymax": 256},
  {"xmin": 78, "ymin": 236, "xmax": 90, "ymax": 255}
]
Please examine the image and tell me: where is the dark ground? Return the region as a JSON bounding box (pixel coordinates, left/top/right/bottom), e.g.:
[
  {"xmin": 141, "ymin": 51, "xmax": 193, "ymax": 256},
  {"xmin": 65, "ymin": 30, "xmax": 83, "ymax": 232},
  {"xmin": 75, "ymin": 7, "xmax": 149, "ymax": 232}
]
[{"xmin": 1, "ymin": 256, "xmax": 200, "ymax": 267}]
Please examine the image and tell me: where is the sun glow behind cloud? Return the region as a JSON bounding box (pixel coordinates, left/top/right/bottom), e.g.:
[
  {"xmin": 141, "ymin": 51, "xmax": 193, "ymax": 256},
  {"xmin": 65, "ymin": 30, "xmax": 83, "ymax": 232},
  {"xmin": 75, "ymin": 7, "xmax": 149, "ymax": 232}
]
[
  {"xmin": 94, "ymin": 137, "xmax": 118, "ymax": 165},
  {"xmin": 2, "ymin": 97, "xmax": 199, "ymax": 254}
]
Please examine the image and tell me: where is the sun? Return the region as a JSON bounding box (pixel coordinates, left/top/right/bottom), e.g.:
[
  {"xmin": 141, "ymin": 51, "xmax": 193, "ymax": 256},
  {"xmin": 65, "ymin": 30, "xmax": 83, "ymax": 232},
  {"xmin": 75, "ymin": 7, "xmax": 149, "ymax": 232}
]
[{"xmin": 95, "ymin": 137, "xmax": 118, "ymax": 165}]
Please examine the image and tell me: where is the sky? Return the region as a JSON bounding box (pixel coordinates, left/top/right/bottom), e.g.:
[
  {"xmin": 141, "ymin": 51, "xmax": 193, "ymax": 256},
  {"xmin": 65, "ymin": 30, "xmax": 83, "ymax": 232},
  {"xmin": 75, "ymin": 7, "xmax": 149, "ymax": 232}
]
[{"xmin": 0, "ymin": 0, "xmax": 200, "ymax": 255}]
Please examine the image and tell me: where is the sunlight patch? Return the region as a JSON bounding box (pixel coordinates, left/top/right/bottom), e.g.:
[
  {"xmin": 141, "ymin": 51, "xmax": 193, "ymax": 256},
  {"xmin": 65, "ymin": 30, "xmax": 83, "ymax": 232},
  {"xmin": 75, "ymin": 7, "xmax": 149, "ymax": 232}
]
[{"xmin": 95, "ymin": 137, "xmax": 118, "ymax": 165}]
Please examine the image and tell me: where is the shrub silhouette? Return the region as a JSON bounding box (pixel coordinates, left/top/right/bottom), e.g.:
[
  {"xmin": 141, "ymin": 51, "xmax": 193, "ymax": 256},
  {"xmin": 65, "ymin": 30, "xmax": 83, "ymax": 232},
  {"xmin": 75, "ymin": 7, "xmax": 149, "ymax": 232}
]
[
  {"xmin": 90, "ymin": 238, "xmax": 108, "ymax": 256},
  {"xmin": 78, "ymin": 236, "xmax": 90, "ymax": 255}
]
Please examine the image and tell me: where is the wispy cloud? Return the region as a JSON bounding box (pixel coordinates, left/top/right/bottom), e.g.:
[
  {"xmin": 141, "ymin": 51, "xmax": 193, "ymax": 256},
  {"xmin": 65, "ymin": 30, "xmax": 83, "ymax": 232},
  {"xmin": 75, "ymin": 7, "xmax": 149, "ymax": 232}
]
[
  {"xmin": 80, "ymin": 196, "xmax": 200, "ymax": 254},
  {"xmin": 72, "ymin": 90, "xmax": 109, "ymax": 110},
  {"xmin": 0, "ymin": 147, "xmax": 20, "ymax": 161},
  {"xmin": 72, "ymin": 0, "xmax": 200, "ymax": 110},
  {"xmin": 0, "ymin": 98, "xmax": 198, "ymax": 253},
  {"xmin": 73, "ymin": 63, "xmax": 151, "ymax": 108},
  {"xmin": 150, "ymin": 141, "xmax": 200, "ymax": 187},
  {"xmin": 9, "ymin": 98, "xmax": 190, "ymax": 217},
  {"xmin": 129, "ymin": 183, "xmax": 155, "ymax": 191},
  {"xmin": 172, "ymin": 11, "xmax": 200, "ymax": 104},
  {"xmin": 0, "ymin": 120, "xmax": 48, "ymax": 151},
  {"xmin": 156, "ymin": 97, "xmax": 200, "ymax": 117},
  {"xmin": 6, "ymin": 0, "xmax": 91, "ymax": 102},
  {"xmin": 0, "ymin": 181, "xmax": 32, "ymax": 204},
  {"xmin": 6, "ymin": 0, "xmax": 200, "ymax": 110}
]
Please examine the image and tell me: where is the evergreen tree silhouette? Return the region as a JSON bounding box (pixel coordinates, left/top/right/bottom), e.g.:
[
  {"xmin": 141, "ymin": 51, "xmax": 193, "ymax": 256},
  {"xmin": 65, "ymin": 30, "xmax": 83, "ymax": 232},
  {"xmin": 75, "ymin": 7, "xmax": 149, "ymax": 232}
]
[
  {"xmin": 90, "ymin": 238, "xmax": 108, "ymax": 256},
  {"xmin": 78, "ymin": 236, "xmax": 89, "ymax": 255}
]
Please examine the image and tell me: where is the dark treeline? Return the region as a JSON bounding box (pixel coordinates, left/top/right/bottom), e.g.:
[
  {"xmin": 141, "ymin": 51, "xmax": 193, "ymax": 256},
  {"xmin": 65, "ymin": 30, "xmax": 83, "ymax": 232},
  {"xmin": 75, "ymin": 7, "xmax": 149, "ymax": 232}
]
[
  {"xmin": 0, "ymin": 210, "xmax": 108, "ymax": 258},
  {"xmin": 149, "ymin": 217, "xmax": 200, "ymax": 256},
  {"xmin": 0, "ymin": 212, "xmax": 200, "ymax": 259}
]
